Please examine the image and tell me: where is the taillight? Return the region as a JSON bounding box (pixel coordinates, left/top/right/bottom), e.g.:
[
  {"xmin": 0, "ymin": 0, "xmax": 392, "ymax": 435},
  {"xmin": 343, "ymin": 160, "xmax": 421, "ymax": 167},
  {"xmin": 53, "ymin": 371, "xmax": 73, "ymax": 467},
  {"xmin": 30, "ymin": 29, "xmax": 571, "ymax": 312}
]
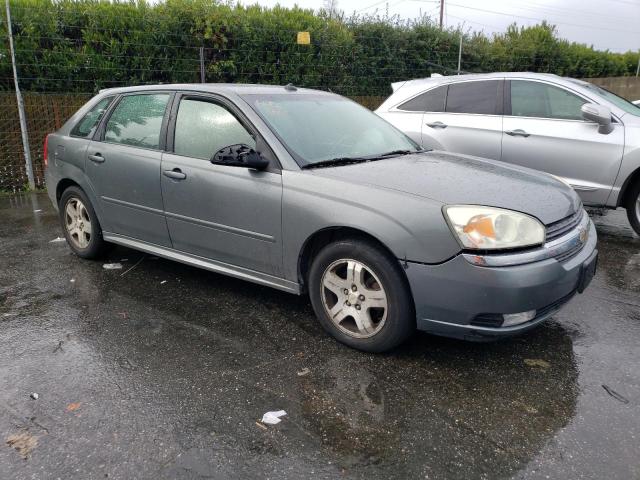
[{"xmin": 43, "ymin": 134, "xmax": 50, "ymax": 167}]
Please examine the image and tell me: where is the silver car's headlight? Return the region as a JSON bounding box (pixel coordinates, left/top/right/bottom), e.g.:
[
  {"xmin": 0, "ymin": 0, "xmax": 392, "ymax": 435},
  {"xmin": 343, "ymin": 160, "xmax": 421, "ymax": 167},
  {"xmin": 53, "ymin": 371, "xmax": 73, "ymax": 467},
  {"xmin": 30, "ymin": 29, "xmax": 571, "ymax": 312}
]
[{"xmin": 443, "ymin": 205, "xmax": 545, "ymax": 250}]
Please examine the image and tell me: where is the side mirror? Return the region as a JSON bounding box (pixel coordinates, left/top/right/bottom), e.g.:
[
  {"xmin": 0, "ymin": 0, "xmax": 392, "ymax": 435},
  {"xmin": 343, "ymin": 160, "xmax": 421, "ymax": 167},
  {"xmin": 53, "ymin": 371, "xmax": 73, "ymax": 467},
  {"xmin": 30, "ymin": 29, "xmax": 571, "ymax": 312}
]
[
  {"xmin": 581, "ymin": 103, "xmax": 614, "ymax": 134},
  {"xmin": 211, "ymin": 144, "xmax": 270, "ymax": 170}
]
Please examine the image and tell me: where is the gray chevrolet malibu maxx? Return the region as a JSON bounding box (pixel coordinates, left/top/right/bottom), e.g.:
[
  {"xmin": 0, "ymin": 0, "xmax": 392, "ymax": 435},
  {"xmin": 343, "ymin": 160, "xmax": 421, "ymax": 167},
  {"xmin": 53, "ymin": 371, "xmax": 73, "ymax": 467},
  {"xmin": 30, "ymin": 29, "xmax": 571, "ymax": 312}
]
[{"xmin": 45, "ymin": 84, "xmax": 598, "ymax": 352}]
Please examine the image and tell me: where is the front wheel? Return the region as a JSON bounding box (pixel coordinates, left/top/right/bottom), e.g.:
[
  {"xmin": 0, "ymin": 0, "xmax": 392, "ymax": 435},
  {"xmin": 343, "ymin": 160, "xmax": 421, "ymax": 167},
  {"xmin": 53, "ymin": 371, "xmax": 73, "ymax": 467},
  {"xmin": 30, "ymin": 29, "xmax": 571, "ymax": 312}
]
[
  {"xmin": 308, "ymin": 238, "xmax": 415, "ymax": 352},
  {"xmin": 626, "ymin": 181, "xmax": 640, "ymax": 236}
]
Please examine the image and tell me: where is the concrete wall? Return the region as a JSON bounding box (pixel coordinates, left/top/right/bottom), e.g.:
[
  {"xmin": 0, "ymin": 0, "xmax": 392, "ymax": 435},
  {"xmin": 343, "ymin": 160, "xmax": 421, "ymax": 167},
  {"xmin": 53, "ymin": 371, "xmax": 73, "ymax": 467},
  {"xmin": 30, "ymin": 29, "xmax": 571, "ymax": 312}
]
[{"xmin": 585, "ymin": 76, "xmax": 640, "ymax": 101}]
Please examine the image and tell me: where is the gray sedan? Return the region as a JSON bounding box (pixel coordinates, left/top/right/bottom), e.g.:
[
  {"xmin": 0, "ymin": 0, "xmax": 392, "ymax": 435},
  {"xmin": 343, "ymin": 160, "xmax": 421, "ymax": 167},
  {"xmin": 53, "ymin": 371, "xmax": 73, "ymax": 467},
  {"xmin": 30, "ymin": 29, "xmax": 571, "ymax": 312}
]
[{"xmin": 44, "ymin": 84, "xmax": 597, "ymax": 352}]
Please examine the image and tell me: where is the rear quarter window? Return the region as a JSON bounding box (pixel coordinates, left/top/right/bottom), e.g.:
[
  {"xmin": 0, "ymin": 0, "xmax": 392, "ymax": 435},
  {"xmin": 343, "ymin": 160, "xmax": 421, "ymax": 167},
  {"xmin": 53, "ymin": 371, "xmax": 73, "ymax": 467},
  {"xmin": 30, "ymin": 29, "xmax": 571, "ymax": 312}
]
[
  {"xmin": 70, "ymin": 97, "xmax": 113, "ymax": 138},
  {"xmin": 397, "ymin": 85, "xmax": 447, "ymax": 112}
]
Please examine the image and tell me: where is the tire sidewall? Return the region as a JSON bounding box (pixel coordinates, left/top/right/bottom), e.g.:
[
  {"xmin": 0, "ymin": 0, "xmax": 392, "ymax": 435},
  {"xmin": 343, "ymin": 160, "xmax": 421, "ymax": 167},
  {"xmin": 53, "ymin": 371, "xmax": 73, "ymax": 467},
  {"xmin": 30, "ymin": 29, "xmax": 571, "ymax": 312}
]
[
  {"xmin": 308, "ymin": 239, "xmax": 415, "ymax": 352},
  {"xmin": 627, "ymin": 183, "xmax": 640, "ymax": 236},
  {"xmin": 59, "ymin": 186, "xmax": 104, "ymax": 258}
]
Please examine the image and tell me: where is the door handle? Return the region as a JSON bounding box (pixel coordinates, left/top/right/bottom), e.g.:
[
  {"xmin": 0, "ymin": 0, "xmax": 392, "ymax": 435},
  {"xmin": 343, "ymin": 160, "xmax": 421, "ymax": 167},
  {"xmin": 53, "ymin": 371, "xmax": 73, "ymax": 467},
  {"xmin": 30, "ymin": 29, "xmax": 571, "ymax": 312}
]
[
  {"xmin": 504, "ymin": 129, "xmax": 530, "ymax": 137},
  {"xmin": 163, "ymin": 168, "xmax": 187, "ymax": 180},
  {"xmin": 88, "ymin": 153, "xmax": 105, "ymax": 163},
  {"xmin": 425, "ymin": 121, "xmax": 448, "ymax": 129}
]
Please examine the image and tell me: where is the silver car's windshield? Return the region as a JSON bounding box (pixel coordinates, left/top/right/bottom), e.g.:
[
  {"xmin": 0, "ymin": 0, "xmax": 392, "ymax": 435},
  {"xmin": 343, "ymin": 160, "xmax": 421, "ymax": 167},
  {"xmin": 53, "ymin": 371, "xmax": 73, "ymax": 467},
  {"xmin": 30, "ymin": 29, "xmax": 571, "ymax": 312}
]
[
  {"xmin": 570, "ymin": 80, "xmax": 640, "ymax": 117},
  {"xmin": 244, "ymin": 93, "xmax": 421, "ymax": 166}
]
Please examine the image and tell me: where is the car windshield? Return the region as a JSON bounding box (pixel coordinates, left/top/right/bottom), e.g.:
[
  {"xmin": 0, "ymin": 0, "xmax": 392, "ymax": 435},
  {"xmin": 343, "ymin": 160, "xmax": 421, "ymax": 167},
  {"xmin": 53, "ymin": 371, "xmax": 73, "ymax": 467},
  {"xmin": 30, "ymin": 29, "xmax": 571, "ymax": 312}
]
[
  {"xmin": 243, "ymin": 93, "xmax": 421, "ymax": 166},
  {"xmin": 570, "ymin": 80, "xmax": 640, "ymax": 117}
]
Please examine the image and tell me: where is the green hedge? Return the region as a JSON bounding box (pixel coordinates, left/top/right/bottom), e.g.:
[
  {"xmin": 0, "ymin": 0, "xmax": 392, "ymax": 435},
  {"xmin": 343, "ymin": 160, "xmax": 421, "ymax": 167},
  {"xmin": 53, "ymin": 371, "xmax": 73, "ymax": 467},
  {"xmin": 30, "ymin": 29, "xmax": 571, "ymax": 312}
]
[{"xmin": 0, "ymin": 0, "xmax": 638, "ymax": 96}]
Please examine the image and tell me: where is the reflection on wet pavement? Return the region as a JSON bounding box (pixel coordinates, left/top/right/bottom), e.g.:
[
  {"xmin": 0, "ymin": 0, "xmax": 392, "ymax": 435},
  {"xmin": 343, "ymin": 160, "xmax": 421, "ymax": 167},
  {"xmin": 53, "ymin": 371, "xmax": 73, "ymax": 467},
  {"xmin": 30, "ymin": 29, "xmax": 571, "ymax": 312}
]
[{"xmin": 0, "ymin": 194, "xmax": 638, "ymax": 479}]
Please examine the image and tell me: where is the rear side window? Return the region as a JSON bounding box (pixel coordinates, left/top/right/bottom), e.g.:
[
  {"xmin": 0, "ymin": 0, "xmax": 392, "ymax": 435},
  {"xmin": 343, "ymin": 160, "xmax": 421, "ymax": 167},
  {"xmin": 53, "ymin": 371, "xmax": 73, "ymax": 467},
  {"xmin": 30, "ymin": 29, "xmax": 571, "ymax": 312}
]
[
  {"xmin": 397, "ymin": 85, "xmax": 447, "ymax": 112},
  {"xmin": 446, "ymin": 81, "xmax": 499, "ymax": 115},
  {"xmin": 510, "ymin": 81, "xmax": 587, "ymax": 120},
  {"xmin": 104, "ymin": 94, "xmax": 170, "ymax": 149},
  {"xmin": 173, "ymin": 99, "xmax": 255, "ymax": 160},
  {"xmin": 70, "ymin": 97, "xmax": 113, "ymax": 138}
]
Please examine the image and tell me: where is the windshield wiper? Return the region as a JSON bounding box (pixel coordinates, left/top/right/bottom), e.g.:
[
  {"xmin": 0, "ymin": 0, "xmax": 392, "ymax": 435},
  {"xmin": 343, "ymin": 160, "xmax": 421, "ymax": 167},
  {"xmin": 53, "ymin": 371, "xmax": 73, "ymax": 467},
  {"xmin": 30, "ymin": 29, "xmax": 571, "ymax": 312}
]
[
  {"xmin": 302, "ymin": 157, "xmax": 371, "ymax": 169},
  {"xmin": 302, "ymin": 149, "xmax": 419, "ymax": 170}
]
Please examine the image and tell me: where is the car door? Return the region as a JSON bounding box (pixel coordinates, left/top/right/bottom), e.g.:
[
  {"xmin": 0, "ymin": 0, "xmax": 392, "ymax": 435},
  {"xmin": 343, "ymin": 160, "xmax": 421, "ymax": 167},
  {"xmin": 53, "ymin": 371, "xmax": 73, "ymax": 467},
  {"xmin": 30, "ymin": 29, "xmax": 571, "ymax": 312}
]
[
  {"xmin": 420, "ymin": 79, "xmax": 504, "ymax": 160},
  {"xmin": 160, "ymin": 93, "xmax": 283, "ymax": 277},
  {"xmin": 501, "ymin": 79, "xmax": 624, "ymax": 206},
  {"xmin": 86, "ymin": 91, "xmax": 173, "ymax": 246}
]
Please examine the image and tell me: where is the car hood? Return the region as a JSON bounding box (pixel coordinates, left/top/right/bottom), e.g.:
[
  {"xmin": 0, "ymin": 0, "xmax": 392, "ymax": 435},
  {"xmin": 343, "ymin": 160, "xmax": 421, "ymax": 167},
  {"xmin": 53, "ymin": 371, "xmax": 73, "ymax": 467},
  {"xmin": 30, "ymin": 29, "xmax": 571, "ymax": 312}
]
[{"xmin": 308, "ymin": 151, "xmax": 581, "ymax": 225}]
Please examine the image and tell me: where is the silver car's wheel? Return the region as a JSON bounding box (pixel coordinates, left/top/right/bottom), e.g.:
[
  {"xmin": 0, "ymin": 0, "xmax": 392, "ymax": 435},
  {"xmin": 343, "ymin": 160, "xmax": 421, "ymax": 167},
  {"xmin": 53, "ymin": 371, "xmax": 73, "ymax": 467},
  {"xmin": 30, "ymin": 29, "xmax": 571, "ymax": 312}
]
[
  {"xmin": 626, "ymin": 182, "xmax": 640, "ymax": 236},
  {"xmin": 64, "ymin": 197, "xmax": 92, "ymax": 249},
  {"xmin": 320, "ymin": 258, "xmax": 388, "ymax": 339}
]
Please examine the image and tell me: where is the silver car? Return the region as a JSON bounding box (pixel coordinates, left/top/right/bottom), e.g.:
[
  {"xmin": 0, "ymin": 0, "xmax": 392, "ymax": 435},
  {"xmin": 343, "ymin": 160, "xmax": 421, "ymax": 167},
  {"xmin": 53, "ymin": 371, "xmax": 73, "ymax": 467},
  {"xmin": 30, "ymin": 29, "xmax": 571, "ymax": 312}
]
[
  {"xmin": 376, "ymin": 72, "xmax": 640, "ymax": 235},
  {"xmin": 45, "ymin": 84, "xmax": 597, "ymax": 352}
]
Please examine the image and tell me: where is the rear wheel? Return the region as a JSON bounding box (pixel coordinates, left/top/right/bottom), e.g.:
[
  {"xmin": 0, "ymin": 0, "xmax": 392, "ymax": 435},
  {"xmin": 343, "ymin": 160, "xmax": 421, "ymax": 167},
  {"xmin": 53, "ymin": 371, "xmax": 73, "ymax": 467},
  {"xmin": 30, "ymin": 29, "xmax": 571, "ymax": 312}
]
[
  {"xmin": 308, "ymin": 238, "xmax": 415, "ymax": 352},
  {"xmin": 59, "ymin": 186, "xmax": 108, "ymax": 258},
  {"xmin": 625, "ymin": 180, "xmax": 640, "ymax": 236}
]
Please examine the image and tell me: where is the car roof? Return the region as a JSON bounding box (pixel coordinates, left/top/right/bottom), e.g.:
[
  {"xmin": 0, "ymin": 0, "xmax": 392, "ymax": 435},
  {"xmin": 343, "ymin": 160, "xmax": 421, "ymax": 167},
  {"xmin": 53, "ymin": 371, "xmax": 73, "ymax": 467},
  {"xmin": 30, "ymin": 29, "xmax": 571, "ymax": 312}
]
[
  {"xmin": 98, "ymin": 83, "xmax": 335, "ymax": 97},
  {"xmin": 377, "ymin": 72, "xmax": 605, "ymax": 113},
  {"xmin": 390, "ymin": 72, "xmax": 565, "ymax": 91}
]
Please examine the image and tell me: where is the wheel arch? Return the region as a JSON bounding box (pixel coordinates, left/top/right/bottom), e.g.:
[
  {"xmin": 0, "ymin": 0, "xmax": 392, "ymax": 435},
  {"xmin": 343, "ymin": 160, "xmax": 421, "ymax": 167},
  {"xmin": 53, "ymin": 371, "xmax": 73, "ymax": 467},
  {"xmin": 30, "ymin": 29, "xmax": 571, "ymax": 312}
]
[
  {"xmin": 56, "ymin": 178, "xmax": 81, "ymax": 204},
  {"xmin": 618, "ymin": 166, "xmax": 640, "ymax": 208},
  {"xmin": 54, "ymin": 176, "xmax": 107, "ymax": 231},
  {"xmin": 297, "ymin": 226, "xmax": 406, "ymax": 294}
]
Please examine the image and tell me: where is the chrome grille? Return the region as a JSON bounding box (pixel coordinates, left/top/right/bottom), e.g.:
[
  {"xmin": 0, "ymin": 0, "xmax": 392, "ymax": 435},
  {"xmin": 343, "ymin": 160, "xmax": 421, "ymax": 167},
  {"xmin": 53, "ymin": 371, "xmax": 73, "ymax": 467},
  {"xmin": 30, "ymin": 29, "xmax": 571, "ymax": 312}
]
[{"xmin": 546, "ymin": 210, "xmax": 584, "ymax": 242}]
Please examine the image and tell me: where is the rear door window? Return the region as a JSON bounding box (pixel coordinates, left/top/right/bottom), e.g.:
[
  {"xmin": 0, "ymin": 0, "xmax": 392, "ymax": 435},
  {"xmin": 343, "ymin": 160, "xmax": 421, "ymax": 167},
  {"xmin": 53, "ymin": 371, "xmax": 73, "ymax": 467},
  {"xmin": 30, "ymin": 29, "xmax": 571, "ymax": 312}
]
[
  {"xmin": 445, "ymin": 81, "xmax": 500, "ymax": 115},
  {"xmin": 510, "ymin": 80, "xmax": 587, "ymax": 120},
  {"xmin": 104, "ymin": 93, "xmax": 170, "ymax": 149},
  {"xmin": 71, "ymin": 97, "xmax": 113, "ymax": 138},
  {"xmin": 398, "ymin": 85, "xmax": 447, "ymax": 112},
  {"xmin": 173, "ymin": 98, "xmax": 255, "ymax": 160}
]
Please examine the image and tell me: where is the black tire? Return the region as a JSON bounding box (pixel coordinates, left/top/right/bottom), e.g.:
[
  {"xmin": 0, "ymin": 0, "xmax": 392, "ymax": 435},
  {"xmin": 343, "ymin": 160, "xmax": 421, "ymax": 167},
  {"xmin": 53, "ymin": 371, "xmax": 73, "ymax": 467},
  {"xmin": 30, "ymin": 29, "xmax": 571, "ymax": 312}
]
[
  {"xmin": 626, "ymin": 180, "xmax": 640, "ymax": 236},
  {"xmin": 308, "ymin": 238, "xmax": 415, "ymax": 353},
  {"xmin": 59, "ymin": 186, "xmax": 108, "ymax": 259}
]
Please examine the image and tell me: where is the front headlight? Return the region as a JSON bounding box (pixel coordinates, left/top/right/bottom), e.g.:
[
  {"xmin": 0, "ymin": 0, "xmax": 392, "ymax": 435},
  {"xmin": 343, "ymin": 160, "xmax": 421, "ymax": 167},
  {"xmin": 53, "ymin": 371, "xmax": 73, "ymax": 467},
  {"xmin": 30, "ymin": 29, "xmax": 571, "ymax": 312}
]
[{"xmin": 443, "ymin": 205, "xmax": 545, "ymax": 250}]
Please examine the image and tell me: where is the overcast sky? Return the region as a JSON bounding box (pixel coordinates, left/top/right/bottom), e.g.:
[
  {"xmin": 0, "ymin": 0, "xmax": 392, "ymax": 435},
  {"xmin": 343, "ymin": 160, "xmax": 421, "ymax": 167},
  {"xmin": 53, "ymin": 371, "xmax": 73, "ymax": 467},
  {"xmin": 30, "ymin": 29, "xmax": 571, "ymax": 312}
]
[{"xmin": 239, "ymin": 0, "xmax": 640, "ymax": 53}]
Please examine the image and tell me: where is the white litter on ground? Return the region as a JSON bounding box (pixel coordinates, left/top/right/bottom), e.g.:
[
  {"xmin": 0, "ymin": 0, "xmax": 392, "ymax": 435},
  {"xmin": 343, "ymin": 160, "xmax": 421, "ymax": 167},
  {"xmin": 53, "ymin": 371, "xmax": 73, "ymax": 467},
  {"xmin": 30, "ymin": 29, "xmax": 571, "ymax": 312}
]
[
  {"xmin": 261, "ymin": 410, "xmax": 287, "ymax": 425},
  {"xmin": 103, "ymin": 263, "xmax": 123, "ymax": 270},
  {"xmin": 160, "ymin": 280, "xmax": 167, "ymax": 285},
  {"xmin": 33, "ymin": 209, "xmax": 42, "ymax": 213},
  {"xmin": 70, "ymin": 278, "xmax": 76, "ymax": 283},
  {"xmin": 30, "ymin": 393, "xmax": 39, "ymax": 400},
  {"xmin": 49, "ymin": 237, "xmax": 66, "ymax": 243},
  {"xmin": 297, "ymin": 368, "xmax": 310, "ymax": 377}
]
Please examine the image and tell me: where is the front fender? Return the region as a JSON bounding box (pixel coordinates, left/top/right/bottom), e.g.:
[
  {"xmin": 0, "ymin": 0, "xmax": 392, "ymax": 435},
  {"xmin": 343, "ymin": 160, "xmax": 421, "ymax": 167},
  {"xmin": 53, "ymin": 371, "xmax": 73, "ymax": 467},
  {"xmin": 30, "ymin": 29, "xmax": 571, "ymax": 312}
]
[{"xmin": 281, "ymin": 171, "xmax": 460, "ymax": 282}]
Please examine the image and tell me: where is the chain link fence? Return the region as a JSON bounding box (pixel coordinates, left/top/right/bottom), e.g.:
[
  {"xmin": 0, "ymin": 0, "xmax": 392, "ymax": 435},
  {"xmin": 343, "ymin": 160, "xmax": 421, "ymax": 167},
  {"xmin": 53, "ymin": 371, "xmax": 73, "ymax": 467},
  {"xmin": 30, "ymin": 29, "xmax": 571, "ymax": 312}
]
[{"xmin": 0, "ymin": 92, "xmax": 90, "ymax": 191}]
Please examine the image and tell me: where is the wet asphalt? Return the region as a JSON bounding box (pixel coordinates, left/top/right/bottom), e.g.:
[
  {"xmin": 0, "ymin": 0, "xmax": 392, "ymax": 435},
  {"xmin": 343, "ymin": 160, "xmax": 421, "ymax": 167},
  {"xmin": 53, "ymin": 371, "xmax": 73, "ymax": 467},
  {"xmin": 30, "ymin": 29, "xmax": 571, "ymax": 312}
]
[{"xmin": 0, "ymin": 193, "xmax": 638, "ymax": 479}]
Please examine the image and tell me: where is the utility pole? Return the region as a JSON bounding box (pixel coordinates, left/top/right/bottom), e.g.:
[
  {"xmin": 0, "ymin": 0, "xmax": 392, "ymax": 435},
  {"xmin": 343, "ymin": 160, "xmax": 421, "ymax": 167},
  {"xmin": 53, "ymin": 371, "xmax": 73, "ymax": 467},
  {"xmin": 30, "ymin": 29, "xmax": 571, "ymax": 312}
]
[
  {"xmin": 439, "ymin": 0, "xmax": 444, "ymax": 29},
  {"xmin": 457, "ymin": 33, "xmax": 462, "ymax": 74},
  {"xmin": 199, "ymin": 47, "xmax": 205, "ymax": 83},
  {"xmin": 4, "ymin": 0, "xmax": 35, "ymax": 190}
]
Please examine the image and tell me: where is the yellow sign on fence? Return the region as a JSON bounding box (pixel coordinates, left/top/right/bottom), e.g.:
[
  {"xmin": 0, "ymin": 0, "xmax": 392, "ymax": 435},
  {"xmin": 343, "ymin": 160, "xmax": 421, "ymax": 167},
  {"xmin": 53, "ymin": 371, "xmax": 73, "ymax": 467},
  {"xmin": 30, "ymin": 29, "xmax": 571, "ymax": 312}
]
[{"xmin": 297, "ymin": 31, "xmax": 310, "ymax": 45}]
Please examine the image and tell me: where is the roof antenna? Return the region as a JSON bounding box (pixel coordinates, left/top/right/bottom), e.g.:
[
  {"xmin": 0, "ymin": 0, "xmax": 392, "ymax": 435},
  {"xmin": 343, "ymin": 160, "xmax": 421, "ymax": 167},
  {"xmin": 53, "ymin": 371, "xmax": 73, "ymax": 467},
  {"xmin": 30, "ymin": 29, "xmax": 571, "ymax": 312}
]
[{"xmin": 284, "ymin": 83, "xmax": 297, "ymax": 91}]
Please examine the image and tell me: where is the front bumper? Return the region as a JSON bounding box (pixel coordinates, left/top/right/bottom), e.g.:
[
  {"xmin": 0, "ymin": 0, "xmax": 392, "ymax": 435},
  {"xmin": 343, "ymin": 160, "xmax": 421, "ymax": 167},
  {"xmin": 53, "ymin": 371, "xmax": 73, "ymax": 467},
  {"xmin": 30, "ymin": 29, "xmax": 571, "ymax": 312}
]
[{"xmin": 405, "ymin": 217, "xmax": 597, "ymax": 341}]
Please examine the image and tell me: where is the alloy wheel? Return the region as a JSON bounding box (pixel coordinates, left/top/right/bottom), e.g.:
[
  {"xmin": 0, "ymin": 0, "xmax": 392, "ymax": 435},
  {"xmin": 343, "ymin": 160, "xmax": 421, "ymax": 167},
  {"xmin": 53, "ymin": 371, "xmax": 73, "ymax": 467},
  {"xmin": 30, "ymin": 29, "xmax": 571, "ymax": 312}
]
[
  {"xmin": 320, "ymin": 258, "xmax": 388, "ymax": 338},
  {"xmin": 64, "ymin": 197, "xmax": 92, "ymax": 249}
]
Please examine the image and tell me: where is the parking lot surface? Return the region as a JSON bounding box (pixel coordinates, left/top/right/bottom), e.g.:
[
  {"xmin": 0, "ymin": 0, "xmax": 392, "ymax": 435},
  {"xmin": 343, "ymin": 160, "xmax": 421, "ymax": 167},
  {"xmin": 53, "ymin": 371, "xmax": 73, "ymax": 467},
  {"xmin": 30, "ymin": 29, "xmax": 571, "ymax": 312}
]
[{"xmin": 1, "ymin": 193, "xmax": 639, "ymax": 479}]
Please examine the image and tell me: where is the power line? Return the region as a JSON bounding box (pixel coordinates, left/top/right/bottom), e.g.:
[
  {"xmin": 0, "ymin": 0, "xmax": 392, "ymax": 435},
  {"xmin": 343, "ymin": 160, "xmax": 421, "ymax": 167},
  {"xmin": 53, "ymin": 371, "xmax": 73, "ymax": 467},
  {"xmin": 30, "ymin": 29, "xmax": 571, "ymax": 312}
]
[{"xmin": 444, "ymin": 1, "xmax": 639, "ymax": 34}]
